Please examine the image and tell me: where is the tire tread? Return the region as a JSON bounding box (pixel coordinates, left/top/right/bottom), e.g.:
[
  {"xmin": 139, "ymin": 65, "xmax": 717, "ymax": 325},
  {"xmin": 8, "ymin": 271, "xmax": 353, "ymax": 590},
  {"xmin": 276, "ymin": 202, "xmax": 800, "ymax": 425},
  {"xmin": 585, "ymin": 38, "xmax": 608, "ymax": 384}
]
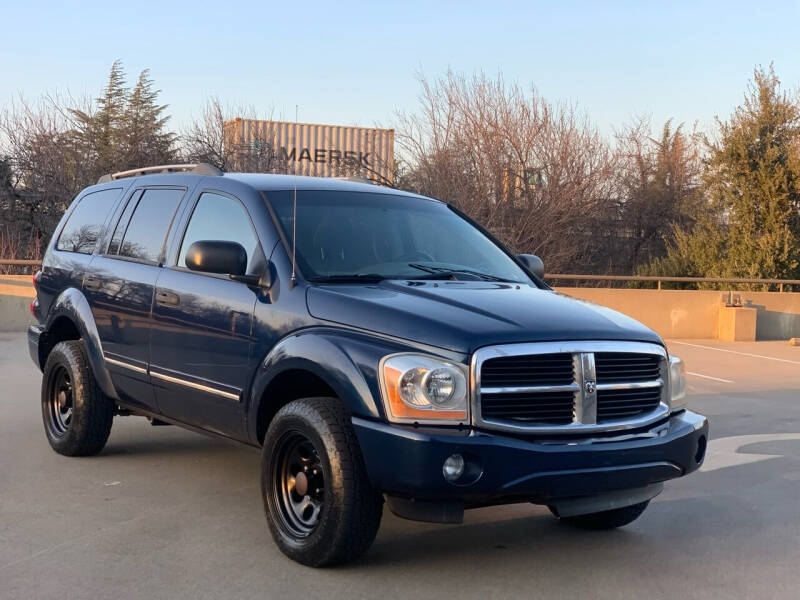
[
  {"xmin": 262, "ymin": 397, "xmax": 383, "ymax": 566},
  {"xmin": 41, "ymin": 340, "xmax": 114, "ymax": 456}
]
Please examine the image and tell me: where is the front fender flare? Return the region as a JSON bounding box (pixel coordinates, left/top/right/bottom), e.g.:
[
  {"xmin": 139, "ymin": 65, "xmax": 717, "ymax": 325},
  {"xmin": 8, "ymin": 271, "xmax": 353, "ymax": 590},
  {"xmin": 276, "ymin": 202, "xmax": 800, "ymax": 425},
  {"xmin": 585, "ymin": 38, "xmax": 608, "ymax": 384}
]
[
  {"xmin": 245, "ymin": 328, "xmax": 418, "ymax": 444},
  {"xmin": 46, "ymin": 287, "xmax": 118, "ymax": 400}
]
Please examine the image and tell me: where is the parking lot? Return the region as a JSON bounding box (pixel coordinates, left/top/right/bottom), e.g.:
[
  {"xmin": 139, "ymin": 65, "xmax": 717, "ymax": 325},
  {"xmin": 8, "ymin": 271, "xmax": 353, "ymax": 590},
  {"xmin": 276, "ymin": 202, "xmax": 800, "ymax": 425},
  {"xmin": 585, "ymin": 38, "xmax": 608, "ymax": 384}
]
[{"xmin": 1, "ymin": 332, "xmax": 799, "ymax": 600}]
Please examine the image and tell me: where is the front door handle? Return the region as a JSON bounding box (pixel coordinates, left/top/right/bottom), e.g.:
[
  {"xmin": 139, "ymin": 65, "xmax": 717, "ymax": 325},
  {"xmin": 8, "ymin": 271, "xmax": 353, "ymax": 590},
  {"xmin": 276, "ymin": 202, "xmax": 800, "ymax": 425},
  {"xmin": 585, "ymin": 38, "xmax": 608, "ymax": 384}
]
[
  {"xmin": 155, "ymin": 290, "xmax": 180, "ymax": 307},
  {"xmin": 84, "ymin": 276, "xmax": 102, "ymax": 291}
]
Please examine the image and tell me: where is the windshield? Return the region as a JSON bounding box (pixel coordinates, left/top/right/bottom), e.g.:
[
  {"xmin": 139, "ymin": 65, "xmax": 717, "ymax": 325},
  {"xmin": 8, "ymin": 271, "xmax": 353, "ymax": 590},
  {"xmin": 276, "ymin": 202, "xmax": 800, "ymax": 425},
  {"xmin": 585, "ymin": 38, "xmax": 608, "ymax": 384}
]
[{"xmin": 265, "ymin": 190, "xmax": 531, "ymax": 283}]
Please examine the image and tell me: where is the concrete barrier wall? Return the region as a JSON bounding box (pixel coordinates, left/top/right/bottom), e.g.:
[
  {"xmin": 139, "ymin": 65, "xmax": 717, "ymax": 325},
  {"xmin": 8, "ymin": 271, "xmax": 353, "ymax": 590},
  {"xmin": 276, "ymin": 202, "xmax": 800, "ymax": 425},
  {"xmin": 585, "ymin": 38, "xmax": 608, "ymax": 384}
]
[
  {"xmin": 3, "ymin": 276, "xmax": 800, "ymax": 339},
  {"xmin": 0, "ymin": 276, "xmax": 35, "ymax": 332},
  {"xmin": 556, "ymin": 287, "xmax": 800, "ymax": 340}
]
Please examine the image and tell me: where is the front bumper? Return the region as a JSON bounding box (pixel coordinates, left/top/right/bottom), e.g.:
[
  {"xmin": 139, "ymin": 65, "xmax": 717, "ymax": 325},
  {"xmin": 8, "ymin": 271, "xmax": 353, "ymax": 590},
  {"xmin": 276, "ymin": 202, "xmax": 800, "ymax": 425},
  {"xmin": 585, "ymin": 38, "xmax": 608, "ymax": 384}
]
[{"xmin": 353, "ymin": 410, "xmax": 708, "ymax": 506}]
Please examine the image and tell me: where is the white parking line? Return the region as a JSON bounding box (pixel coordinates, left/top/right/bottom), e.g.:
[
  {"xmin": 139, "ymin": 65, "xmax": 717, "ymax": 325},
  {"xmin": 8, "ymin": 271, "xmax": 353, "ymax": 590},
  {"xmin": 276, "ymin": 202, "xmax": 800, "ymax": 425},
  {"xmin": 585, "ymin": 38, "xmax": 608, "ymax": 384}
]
[
  {"xmin": 671, "ymin": 341, "xmax": 800, "ymax": 366},
  {"xmin": 686, "ymin": 371, "xmax": 734, "ymax": 384}
]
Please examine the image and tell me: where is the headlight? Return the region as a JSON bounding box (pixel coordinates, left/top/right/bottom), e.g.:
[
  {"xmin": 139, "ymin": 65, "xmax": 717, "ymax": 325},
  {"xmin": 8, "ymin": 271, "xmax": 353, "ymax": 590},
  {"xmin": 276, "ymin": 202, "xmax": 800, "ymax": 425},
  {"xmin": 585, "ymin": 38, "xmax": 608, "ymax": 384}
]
[
  {"xmin": 669, "ymin": 355, "xmax": 687, "ymax": 411},
  {"xmin": 379, "ymin": 354, "xmax": 469, "ymax": 423}
]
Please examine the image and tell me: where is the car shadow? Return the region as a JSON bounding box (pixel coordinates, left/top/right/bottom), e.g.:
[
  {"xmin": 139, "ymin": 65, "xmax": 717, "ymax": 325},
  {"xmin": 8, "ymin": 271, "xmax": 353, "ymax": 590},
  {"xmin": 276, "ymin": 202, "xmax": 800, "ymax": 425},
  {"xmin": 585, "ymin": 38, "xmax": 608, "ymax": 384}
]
[{"xmin": 350, "ymin": 493, "xmax": 740, "ymax": 572}]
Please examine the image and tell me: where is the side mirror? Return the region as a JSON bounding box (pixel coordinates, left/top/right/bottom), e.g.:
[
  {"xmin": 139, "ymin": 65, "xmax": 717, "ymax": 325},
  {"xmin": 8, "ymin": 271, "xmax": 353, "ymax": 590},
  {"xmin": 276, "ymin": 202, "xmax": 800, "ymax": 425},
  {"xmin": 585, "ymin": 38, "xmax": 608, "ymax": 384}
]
[
  {"xmin": 517, "ymin": 254, "xmax": 544, "ymax": 279},
  {"xmin": 185, "ymin": 240, "xmax": 247, "ymax": 277}
]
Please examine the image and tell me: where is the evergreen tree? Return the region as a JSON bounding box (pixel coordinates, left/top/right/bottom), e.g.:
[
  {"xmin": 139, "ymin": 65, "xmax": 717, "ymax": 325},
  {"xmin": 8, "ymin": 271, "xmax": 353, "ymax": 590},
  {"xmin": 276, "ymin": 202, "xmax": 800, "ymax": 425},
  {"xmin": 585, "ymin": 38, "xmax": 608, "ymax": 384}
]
[
  {"xmin": 641, "ymin": 65, "xmax": 800, "ymax": 284},
  {"xmin": 123, "ymin": 69, "xmax": 176, "ymax": 167},
  {"xmin": 69, "ymin": 60, "xmax": 129, "ymax": 176},
  {"xmin": 705, "ymin": 64, "xmax": 800, "ymax": 279},
  {"xmin": 638, "ymin": 215, "xmax": 727, "ymax": 287}
]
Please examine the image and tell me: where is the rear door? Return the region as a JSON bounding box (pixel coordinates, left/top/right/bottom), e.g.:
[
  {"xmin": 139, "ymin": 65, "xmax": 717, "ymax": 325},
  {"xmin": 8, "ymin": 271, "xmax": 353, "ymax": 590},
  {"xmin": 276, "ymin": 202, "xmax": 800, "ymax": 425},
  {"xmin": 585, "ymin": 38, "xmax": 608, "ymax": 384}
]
[
  {"xmin": 85, "ymin": 186, "xmax": 186, "ymax": 412},
  {"xmin": 150, "ymin": 190, "xmax": 265, "ymax": 437}
]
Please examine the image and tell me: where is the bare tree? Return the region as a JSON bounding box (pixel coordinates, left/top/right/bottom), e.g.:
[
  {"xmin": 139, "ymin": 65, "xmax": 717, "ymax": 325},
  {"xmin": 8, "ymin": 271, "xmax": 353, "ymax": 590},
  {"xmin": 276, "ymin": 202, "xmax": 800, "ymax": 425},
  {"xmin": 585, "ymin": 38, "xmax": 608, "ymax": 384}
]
[
  {"xmin": 0, "ymin": 94, "xmax": 93, "ymax": 243},
  {"xmin": 397, "ymin": 71, "xmax": 616, "ymax": 273},
  {"xmin": 610, "ymin": 117, "xmax": 704, "ymax": 273},
  {"xmin": 0, "ymin": 62, "xmax": 178, "ymax": 258},
  {"xmin": 182, "ymin": 98, "xmax": 288, "ymax": 173}
]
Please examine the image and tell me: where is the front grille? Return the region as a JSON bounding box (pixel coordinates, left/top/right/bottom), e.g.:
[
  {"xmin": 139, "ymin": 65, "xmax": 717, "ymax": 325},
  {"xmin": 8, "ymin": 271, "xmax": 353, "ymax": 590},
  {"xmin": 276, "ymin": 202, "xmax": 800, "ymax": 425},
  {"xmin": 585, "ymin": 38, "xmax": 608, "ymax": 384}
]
[
  {"xmin": 596, "ymin": 352, "xmax": 660, "ymax": 383},
  {"xmin": 597, "ymin": 387, "xmax": 662, "ymax": 421},
  {"xmin": 480, "ymin": 391, "xmax": 574, "ymax": 424},
  {"xmin": 481, "ymin": 353, "xmax": 574, "ymax": 387},
  {"xmin": 475, "ymin": 342, "xmax": 667, "ymax": 432}
]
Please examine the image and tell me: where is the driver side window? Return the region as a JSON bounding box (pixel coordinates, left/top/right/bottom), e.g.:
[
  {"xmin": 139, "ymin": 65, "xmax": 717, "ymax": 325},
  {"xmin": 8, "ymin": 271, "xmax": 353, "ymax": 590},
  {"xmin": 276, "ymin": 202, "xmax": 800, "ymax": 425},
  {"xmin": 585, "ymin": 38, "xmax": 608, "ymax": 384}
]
[{"xmin": 178, "ymin": 192, "xmax": 260, "ymax": 273}]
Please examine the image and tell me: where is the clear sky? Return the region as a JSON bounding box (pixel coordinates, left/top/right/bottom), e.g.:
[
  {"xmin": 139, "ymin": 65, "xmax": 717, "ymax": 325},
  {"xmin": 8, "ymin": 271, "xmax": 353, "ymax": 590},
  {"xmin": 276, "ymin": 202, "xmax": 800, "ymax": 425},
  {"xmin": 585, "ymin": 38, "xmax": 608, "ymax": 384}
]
[{"xmin": 2, "ymin": 0, "xmax": 799, "ymax": 137}]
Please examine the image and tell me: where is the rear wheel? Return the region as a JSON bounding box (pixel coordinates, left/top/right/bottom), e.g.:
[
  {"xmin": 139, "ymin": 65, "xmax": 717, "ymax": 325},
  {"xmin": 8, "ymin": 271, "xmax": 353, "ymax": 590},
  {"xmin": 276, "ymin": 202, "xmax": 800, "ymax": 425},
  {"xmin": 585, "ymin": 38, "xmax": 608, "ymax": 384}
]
[
  {"xmin": 41, "ymin": 340, "xmax": 114, "ymax": 456},
  {"xmin": 261, "ymin": 397, "xmax": 383, "ymax": 567},
  {"xmin": 550, "ymin": 500, "xmax": 650, "ymax": 530}
]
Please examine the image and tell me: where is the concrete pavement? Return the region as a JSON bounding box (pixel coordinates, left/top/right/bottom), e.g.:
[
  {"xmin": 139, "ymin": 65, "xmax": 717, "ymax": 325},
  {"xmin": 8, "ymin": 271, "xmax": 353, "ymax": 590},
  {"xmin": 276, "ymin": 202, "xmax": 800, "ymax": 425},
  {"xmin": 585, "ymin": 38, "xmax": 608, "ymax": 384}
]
[{"xmin": 1, "ymin": 333, "xmax": 799, "ymax": 599}]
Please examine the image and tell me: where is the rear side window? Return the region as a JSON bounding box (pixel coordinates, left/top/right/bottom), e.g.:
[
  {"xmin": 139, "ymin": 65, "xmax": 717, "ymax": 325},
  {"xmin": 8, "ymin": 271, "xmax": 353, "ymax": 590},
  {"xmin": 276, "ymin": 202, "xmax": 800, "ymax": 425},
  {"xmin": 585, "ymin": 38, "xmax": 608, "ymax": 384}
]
[
  {"xmin": 115, "ymin": 189, "xmax": 184, "ymax": 263},
  {"xmin": 56, "ymin": 188, "xmax": 122, "ymax": 254},
  {"xmin": 178, "ymin": 192, "xmax": 260, "ymax": 273}
]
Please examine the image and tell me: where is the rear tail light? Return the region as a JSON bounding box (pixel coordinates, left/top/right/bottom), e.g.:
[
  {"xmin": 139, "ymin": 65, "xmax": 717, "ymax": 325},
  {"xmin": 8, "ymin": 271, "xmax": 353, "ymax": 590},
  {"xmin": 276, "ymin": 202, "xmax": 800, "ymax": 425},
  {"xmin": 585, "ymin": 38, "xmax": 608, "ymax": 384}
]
[{"xmin": 32, "ymin": 270, "xmax": 41, "ymax": 290}]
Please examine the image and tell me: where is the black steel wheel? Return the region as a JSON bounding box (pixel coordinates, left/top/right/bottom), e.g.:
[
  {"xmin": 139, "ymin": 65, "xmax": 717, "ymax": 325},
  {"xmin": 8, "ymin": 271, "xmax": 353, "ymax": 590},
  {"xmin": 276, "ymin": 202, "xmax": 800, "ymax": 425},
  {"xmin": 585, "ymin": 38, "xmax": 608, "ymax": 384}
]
[
  {"xmin": 44, "ymin": 365, "xmax": 73, "ymax": 438},
  {"xmin": 272, "ymin": 431, "xmax": 326, "ymax": 537},
  {"xmin": 41, "ymin": 340, "xmax": 114, "ymax": 456},
  {"xmin": 261, "ymin": 397, "xmax": 383, "ymax": 567}
]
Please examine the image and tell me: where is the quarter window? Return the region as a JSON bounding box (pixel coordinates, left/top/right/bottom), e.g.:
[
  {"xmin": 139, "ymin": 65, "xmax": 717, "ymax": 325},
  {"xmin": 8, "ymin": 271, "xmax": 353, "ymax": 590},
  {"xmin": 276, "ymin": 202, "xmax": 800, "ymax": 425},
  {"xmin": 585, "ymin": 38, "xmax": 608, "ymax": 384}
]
[
  {"xmin": 178, "ymin": 192, "xmax": 260, "ymax": 273},
  {"xmin": 107, "ymin": 190, "xmax": 141, "ymax": 255},
  {"xmin": 117, "ymin": 189, "xmax": 184, "ymax": 263},
  {"xmin": 56, "ymin": 188, "xmax": 122, "ymax": 254}
]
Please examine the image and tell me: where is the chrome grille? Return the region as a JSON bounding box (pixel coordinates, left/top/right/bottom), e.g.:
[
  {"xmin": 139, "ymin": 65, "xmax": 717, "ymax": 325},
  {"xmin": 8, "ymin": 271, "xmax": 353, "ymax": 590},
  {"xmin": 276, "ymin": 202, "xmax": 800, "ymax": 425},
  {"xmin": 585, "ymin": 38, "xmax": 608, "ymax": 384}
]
[
  {"xmin": 597, "ymin": 387, "xmax": 662, "ymax": 421},
  {"xmin": 595, "ymin": 352, "xmax": 660, "ymax": 383},
  {"xmin": 480, "ymin": 390, "xmax": 575, "ymax": 424},
  {"xmin": 472, "ymin": 342, "xmax": 669, "ymax": 434},
  {"xmin": 481, "ymin": 353, "xmax": 574, "ymax": 387}
]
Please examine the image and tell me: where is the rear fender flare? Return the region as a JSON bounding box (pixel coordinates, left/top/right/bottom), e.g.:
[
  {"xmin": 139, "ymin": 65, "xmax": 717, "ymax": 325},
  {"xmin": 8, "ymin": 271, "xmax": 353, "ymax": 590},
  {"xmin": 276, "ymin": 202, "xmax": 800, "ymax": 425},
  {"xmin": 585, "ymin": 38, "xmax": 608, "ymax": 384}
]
[{"xmin": 46, "ymin": 287, "xmax": 118, "ymax": 400}]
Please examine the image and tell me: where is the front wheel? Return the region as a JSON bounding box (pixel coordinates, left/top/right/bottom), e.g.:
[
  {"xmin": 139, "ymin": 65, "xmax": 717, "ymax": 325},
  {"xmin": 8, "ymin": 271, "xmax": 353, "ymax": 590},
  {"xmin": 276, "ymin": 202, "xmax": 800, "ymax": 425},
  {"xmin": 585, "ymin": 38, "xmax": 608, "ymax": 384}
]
[
  {"xmin": 261, "ymin": 397, "xmax": 383, "ymax": 567},
  {"xmin": 549, "ymin": 500, "xmax": 650, "ymax": 530}
]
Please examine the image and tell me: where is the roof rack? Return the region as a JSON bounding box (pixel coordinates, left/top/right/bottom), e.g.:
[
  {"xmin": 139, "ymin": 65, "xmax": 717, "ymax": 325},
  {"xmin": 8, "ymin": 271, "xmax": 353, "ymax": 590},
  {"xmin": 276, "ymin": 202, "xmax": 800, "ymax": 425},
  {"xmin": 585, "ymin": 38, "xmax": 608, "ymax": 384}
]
[
  {"xmin": 333, "ymin": 176, "xmax": 377, "ymax": 185},
  {"xmin": 97, "ymin": 163, "xmax": 223, "ymax": 184}
]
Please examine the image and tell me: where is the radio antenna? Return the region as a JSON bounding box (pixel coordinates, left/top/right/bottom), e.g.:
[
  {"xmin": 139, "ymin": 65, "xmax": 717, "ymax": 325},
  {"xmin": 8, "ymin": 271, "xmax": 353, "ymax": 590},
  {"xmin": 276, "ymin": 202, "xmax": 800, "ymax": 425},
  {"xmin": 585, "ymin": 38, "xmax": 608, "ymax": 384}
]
[{"xmin": 290, "ymin": 104, "xmax": 298, "ymax": 289}]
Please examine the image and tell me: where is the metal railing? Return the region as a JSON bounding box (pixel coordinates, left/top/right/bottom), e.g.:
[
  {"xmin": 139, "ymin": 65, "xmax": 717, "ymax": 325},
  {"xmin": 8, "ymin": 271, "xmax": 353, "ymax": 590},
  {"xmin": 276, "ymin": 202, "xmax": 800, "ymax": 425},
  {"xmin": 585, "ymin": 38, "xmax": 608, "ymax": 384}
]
[
  {"xmin": 546, "ymin": 273, "xmax": 800, "ymax": 292},
  {"xmin": 0, "ymin": 259, "xmax": 41, "ymax": 267},
  {"xmin": 1, "ymin": 259, "xmax": 799, "ymax": 291}
]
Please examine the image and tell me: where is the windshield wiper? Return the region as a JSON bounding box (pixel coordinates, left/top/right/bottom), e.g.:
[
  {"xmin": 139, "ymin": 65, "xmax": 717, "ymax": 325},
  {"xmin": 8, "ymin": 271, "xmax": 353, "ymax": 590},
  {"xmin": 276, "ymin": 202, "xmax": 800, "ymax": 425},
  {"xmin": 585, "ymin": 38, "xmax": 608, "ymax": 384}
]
[
  {"xmin": 407, "ymin": 263, "xmax": 512, "ymax": 282},
  {"xmin": 309, "ymin": 274, "xmax": 386, "ymax": 283}
]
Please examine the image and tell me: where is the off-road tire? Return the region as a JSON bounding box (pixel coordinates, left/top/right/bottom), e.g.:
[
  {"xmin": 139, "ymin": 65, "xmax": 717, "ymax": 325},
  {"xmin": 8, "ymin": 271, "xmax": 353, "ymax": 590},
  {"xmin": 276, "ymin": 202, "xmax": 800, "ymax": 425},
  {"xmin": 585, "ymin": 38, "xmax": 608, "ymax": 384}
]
[
  {"xmin": 41, "ymin": 340, "xmax": 114, "ymax": 456},
  {"xmin": 261, "ymin": 397, "xmax": 383, "ymax": 567},
  {"xmin": 550, "ymin": 500, "xmax": 650, "ymax": 530}
]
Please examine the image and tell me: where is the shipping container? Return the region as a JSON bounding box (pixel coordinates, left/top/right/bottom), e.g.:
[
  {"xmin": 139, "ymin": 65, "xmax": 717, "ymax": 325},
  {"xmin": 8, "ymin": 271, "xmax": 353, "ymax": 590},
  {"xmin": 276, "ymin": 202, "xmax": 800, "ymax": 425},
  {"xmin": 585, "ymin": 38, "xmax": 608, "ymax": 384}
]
[{"xmin": 224, "ymin": 118, "xmax": 395, "ymax": 184}]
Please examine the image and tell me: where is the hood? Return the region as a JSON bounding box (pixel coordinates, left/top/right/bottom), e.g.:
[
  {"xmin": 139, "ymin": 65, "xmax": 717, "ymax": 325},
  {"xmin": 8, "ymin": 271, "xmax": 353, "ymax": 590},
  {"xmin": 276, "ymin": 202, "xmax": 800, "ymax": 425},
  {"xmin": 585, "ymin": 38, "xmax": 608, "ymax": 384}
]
[{"xmin": 306, "ymin": 280, "xmax": 662, "ymax": 353}]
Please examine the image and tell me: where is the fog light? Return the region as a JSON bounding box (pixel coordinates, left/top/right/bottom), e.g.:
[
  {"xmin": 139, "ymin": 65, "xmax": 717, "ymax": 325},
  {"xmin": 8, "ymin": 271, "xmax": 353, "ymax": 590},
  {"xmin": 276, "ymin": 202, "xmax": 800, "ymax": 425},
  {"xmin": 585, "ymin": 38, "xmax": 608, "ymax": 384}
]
[{"xmin": 443, "ymin": 454, "xmax": 465, "ymax": 482}]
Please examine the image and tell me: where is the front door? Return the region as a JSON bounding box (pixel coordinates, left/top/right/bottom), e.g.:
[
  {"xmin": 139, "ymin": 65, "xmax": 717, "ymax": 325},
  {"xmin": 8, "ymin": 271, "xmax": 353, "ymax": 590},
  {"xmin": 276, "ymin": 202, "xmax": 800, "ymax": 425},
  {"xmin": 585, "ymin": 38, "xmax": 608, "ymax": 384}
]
[{"xmin": 150, "ymin": 191, "xmax": 264, "ymax": 438}]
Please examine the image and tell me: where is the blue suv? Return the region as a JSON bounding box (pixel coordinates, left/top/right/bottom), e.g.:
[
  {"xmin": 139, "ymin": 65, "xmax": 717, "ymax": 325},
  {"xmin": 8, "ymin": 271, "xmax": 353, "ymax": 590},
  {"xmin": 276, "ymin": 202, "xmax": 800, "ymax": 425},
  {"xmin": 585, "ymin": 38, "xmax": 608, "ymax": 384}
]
[{"xmin": 28, "ymin": 164, "xmax": 708, "ymax": 566}]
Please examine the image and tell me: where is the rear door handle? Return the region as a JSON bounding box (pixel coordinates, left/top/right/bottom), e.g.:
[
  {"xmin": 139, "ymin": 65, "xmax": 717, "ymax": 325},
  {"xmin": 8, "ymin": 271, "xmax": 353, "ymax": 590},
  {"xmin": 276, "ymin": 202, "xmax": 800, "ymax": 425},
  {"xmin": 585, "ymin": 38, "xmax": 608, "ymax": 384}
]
[
  {"xmin": 84, "ymin": 276, "xmax": 102, "ymax": 291},
  {"xmin": 155, "ymin": 290, "xmax": 180, "ymax": 307}
]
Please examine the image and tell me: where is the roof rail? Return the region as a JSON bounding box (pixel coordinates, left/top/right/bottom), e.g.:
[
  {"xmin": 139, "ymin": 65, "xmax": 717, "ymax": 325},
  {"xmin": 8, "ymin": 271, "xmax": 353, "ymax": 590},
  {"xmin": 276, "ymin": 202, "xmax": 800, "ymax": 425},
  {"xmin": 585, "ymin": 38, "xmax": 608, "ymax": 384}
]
[
  {"xmin": 97, "ymin": 163, "xmax": 223, "ymax": 184},
  {"xmin": 333, "ymin": 176, "xmax": 376, "ymax": 185}
]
